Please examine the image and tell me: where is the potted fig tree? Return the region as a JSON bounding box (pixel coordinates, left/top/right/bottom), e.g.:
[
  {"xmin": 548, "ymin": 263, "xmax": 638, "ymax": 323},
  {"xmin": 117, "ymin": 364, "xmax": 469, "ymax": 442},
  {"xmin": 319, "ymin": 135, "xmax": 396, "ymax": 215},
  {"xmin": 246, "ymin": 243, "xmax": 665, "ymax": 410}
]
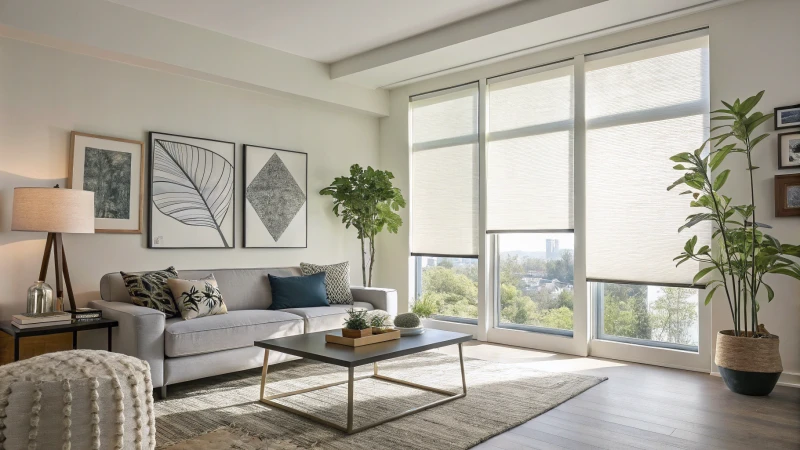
[{"xmin": 669, "ymin": 91, "xmax": 800, "ymax": 395}]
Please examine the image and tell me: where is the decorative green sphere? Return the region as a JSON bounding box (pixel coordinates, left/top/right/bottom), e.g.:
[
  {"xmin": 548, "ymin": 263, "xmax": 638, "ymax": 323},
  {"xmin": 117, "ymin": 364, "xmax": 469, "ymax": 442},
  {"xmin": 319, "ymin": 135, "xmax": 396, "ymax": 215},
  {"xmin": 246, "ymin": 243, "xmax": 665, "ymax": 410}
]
[{"xmin": 394, "ymin": 312, "xmax": 421, "ymax": 328}]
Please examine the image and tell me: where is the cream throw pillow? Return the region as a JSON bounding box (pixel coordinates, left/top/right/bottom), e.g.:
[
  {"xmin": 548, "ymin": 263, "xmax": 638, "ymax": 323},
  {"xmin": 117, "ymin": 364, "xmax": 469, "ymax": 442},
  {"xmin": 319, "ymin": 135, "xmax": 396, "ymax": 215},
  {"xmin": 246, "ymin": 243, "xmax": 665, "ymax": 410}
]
[{"xmin": 167, "ymin": 274, "xmax": 228, "ymax": 320}]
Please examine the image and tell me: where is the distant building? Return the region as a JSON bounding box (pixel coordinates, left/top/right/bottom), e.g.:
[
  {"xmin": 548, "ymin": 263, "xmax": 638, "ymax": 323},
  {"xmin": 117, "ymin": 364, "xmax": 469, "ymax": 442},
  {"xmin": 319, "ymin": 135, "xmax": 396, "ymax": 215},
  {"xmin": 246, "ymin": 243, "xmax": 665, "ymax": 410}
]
[{"xmin": 546, "ymin": 239, "xmax": 559, "ymax": 260}]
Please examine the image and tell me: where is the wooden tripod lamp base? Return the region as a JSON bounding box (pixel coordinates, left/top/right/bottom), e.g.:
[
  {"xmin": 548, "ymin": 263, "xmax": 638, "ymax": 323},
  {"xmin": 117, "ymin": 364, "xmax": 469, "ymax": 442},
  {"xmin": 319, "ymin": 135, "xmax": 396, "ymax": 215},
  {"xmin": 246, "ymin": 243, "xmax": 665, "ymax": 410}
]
[
  {"xmin": 39, "ymin": 233, "xmax": 77, "ymax": 312},
  {"xmin": 11, "ymin": 186, "xmax": 95, "ymax": 312}
]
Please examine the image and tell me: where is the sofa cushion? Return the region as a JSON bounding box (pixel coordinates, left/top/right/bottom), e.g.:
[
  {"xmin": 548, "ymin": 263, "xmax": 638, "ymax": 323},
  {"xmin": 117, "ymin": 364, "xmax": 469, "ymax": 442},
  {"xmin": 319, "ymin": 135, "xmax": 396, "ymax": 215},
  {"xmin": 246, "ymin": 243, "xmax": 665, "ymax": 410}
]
[
  {"xmin": 164, "ymin": 310, "xmax": 303, "ymax": 357},
  {"xmin": 280, "ymin": 302, "xmax": 374, "ymax": 333},
  {"xmin": 267, "ymin": 273, "xmax": 329, "ymax": 310},
  {"xmin": 167, "ymin": 274, "xmax": 228, "ymax": 320},
  {"xmin": 300, "ymin": 262, "xmax": 354, "ymax": 305},
  {"xmin": 120, "ymin": 267, "xmax": 180, "ymax": 318}
]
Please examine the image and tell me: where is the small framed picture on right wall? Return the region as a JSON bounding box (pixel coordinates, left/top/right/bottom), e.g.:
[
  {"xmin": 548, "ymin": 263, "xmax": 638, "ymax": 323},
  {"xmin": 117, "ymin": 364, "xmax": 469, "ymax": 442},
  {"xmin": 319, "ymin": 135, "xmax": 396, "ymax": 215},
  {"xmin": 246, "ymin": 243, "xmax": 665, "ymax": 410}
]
[
  {"xmin": 774, "ymin": 104, "xmax": 800, "ymax": 129},
  {"xmin": 775, "ymin": 173, "xmax": 800, "ymax": 217},
  {"xmin": 778, "ymin": 131, "xmax": 800, "ymax": 169}
]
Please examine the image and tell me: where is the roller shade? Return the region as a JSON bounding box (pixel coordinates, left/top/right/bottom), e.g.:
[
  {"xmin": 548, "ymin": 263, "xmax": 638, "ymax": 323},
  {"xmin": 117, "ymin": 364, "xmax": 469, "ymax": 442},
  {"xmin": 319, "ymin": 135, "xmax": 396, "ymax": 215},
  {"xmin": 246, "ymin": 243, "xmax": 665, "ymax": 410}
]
[
  {"xmin": 410, "ymin": 83, "xmax": 479, "ymax": 257},
  {"xmin": 585, "ymin": 33, "xmax": 711, "ymax": 286},
  {"xmin": 487, "ymin": 63, "xmax": 574, "ymax": 232}
]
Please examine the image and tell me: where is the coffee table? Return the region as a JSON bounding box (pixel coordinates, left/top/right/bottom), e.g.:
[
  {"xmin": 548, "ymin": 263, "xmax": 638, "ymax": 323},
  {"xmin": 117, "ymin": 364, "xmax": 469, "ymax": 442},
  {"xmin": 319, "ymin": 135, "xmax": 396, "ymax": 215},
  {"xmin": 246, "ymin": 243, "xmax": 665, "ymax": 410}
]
[{"xmin": 254, "ymin": 328, "xmax": 472, "ymax": 434}]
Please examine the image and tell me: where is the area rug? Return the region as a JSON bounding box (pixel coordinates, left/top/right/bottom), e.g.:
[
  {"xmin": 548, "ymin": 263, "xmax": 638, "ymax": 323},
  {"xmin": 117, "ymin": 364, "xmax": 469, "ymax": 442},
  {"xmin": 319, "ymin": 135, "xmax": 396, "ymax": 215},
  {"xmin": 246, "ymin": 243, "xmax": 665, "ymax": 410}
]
[{"xmin": 156, "ymin": 352, "xmax": 605, "ymax": 449}]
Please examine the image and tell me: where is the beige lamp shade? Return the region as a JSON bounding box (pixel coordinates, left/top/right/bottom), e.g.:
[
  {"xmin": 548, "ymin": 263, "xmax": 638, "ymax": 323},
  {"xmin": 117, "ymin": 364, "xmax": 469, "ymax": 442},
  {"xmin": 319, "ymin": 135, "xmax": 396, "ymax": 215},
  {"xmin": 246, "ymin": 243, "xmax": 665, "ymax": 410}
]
[{"xmin": 12, "ymin": 188, "xmax": 95, "ymax": 233}]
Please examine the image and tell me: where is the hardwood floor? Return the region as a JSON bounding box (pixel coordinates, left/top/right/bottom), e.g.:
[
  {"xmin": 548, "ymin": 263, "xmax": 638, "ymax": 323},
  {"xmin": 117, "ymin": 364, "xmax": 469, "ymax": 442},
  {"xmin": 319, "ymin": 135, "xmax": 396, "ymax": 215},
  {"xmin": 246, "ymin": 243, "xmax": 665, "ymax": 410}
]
[{"xmin": 431, "ymin": 341, "xmax": 800, "ymax": 450}]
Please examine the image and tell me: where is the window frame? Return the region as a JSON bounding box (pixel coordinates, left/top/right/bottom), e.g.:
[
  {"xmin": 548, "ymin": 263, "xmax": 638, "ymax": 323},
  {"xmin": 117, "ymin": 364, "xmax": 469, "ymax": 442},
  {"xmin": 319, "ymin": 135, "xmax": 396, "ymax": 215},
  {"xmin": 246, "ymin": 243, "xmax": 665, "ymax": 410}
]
[{"xmin": 593, "ymin": 282, "xmax": 699, "ymax": 353}]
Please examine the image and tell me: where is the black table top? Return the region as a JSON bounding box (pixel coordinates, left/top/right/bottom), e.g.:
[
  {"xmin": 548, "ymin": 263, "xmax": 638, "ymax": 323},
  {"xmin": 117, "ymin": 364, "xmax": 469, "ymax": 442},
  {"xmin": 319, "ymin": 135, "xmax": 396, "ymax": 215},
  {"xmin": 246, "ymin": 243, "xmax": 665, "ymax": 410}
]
[
  {"xmin": 255, "ymin": 328, "xmax": 472, "ymax": 368},
  {"xmin": 0, "ymin": 319, "xmax": 118, "ymax": 337}
]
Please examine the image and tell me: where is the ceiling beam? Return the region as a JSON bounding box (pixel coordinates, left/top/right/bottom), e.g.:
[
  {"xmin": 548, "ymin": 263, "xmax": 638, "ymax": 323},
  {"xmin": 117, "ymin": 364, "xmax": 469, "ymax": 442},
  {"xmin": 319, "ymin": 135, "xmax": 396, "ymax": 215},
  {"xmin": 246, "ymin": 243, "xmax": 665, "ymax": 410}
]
[{"xmin": 0, "ymin": 0, "xmax": 389, "ymax": 116}]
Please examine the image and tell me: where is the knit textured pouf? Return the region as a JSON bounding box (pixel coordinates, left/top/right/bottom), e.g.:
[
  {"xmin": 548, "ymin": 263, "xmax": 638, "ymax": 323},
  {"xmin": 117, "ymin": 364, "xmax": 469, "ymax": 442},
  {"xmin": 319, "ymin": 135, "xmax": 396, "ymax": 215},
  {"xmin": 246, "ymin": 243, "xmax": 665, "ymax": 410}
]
[{"xmin": 0, "ymin": 350, "xmax": 155, "ymax": 450}]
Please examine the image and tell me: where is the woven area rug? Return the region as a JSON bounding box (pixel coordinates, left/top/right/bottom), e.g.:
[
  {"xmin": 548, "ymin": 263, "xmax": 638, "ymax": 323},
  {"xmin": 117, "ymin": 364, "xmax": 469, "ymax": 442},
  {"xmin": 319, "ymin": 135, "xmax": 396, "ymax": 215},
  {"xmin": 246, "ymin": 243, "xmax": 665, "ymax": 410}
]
[{"xmin": 156, "ymin": 352, "xmax": 605, "ymax": 449}]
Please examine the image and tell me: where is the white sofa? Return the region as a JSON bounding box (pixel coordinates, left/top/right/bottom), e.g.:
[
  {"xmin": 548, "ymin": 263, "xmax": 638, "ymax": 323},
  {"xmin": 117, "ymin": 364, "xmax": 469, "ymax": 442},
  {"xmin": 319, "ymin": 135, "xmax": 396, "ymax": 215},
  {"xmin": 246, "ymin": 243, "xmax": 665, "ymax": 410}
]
[{"xmin": 89, "ymin": 267, "xmax": 397, "ymax": 397}]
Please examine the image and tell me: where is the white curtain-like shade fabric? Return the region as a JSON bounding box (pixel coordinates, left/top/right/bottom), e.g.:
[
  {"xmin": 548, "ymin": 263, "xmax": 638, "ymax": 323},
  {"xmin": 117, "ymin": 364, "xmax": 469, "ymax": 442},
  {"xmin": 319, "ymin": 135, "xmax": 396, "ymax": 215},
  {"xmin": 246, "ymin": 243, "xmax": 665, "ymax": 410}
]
[
  {"xmin": 487, "ymin": 65, "xmax": 574, "ymax": 231},
  {"xmin": 411, "ymin": 84, "xmax": 479, "ymax": 256},
  {"xmin": 12, "ymin": 187, "xmax": 95, "ymax": 233},
  {"xmin": 585, "ymin": 36, "xmax": 711, "ymax": 286}
]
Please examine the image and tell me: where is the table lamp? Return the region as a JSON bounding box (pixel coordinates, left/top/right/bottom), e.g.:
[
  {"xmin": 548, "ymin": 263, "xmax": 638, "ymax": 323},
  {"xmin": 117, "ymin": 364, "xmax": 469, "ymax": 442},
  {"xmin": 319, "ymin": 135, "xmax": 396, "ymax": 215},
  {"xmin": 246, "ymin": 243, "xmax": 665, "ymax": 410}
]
[{"xmin": 12, "ymin": 186, "xmax": 94, "ymax": 312}]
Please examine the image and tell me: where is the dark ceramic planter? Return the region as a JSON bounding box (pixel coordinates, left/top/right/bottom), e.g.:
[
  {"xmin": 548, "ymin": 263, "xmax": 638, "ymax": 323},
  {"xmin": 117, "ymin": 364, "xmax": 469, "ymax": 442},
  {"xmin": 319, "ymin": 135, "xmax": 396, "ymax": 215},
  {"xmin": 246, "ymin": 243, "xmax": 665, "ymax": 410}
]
[{"xmin": 718, "ymin": 367, "xmax": 781, "ymax": 396}]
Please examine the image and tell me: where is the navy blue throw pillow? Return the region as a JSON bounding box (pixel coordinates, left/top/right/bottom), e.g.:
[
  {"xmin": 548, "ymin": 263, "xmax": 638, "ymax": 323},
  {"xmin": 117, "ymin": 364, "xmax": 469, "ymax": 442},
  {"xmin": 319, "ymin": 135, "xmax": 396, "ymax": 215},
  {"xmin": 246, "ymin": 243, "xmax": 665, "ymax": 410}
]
[{"xmin": 268, "ymin": 272, "xmax": 329, "ymax": 310}]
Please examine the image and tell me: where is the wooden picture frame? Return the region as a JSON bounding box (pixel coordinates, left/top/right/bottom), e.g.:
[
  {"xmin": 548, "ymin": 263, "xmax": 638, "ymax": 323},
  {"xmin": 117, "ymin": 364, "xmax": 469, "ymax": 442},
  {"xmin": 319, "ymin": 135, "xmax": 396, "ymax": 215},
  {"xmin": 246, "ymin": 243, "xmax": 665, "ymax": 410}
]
[
  {"xmin": 774, "ymin": 104, "xmax": 800, "ymax": 130},
  {"xmin": 68, "ymin": 131, "xmax": 144, "ymax": 234},
  {"xmin": 777, "ymin": 131, "xmax": 800, "ymax": 170},
  {"xmin": 775, "ymin": 173, "xmax": 800, "ymax": 217},
  {"xmin": 242, "ymin": 144, "xmax": 308, "ymax": 248},
  {"xmin": 148, "ymin": 132, "xmax": 236, "ymax": 249}
]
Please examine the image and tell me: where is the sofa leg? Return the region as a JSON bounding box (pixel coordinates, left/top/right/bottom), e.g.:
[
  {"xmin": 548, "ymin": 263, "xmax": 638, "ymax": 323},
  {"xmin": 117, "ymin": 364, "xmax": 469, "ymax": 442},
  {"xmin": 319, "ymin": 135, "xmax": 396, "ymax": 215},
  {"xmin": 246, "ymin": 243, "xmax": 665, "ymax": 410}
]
[{"xmin": 160, "ymin": 385, "xmax": 167, "ymax": 399}]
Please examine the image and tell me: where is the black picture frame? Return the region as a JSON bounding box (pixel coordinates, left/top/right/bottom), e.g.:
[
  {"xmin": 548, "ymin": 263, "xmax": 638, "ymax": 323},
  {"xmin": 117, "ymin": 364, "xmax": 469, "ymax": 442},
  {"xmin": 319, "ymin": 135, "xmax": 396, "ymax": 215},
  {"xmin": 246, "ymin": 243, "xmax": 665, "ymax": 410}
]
[
  {"xmin": 774, "ymin": 104, "xmax": 800, "ymax": 130},
  {"xmin": 147, "ymin": 131, "xmax": 236, "ymax": 249},
  {"xmin": 777, "ymin": 131, "xmax": 800, "ymax": 170},
  {"xmin": 242, "ymin": 144, "xmax": 308, "ymax": 249}
]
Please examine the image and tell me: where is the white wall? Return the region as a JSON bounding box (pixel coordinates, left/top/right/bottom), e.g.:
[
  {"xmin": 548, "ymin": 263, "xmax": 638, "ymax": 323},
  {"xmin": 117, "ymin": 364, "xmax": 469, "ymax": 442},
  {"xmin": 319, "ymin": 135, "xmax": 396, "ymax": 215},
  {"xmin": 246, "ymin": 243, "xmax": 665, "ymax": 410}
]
[
  {"xmin": 0, "ymin": 37, "xmax": 379, "ymax": 316},
  {"xmin": 377, "ymin": 0, "xmax": 800, "ymax": 378}
]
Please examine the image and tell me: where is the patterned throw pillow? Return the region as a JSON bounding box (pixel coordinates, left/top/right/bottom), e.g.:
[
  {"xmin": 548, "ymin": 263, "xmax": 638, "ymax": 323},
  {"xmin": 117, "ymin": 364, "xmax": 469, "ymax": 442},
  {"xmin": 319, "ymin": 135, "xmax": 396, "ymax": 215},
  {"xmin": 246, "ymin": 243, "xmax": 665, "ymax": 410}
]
[
  {"xmin": 121, "ymin": 267, "xmax": 179, "ymax": 317},
  {"xmin": 300, "ymin": 262, "xmax": 353, "ymax": 305},
  {"xmin": 167, "ymin": 274, "xmax": 228, "ymax": 320}
]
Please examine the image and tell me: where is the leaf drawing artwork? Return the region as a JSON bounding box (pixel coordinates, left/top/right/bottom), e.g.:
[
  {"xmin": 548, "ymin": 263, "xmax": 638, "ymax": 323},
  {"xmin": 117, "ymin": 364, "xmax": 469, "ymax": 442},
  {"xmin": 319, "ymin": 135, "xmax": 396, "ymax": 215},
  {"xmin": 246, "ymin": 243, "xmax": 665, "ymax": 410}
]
[{"xmin": 152, "ymin": 139, "xmax": 234, "ymax": 247}]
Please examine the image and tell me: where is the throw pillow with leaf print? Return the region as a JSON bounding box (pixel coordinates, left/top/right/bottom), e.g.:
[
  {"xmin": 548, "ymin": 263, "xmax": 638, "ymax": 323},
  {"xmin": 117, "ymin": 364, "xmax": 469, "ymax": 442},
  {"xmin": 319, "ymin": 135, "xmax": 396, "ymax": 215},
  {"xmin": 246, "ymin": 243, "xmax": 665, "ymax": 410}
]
[{"xmin": 167, "ymin": 274, "xmax": 228, "ymax": 320}]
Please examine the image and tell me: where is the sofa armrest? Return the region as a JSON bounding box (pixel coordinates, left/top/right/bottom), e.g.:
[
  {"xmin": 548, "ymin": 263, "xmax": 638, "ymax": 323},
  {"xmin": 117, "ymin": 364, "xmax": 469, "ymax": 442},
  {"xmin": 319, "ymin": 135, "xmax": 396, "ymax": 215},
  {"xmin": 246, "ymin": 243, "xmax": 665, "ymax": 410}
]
[
  {"xmin": 350, "ymin": 287, "xmax": 398, "ymax": 316},
  {"xmin": 89, "ymin": 300, "xmax": 166, "ymax": 387}
]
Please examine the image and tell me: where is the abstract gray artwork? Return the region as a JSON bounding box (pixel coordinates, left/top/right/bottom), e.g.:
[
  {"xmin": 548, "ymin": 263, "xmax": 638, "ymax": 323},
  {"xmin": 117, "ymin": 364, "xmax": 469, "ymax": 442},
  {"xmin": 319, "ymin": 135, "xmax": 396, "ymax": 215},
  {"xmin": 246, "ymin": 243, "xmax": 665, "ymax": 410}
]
[
  {"xmin": 788, "ymin": 186, "xmax": 800, "ymax": 209},
  {"xmin": 246, "ymin": 153, "xmax": 306, "ymax": 241},
  {"xmin": 83, "ymin": 147, "xmax": 131, "ymax": 219}
]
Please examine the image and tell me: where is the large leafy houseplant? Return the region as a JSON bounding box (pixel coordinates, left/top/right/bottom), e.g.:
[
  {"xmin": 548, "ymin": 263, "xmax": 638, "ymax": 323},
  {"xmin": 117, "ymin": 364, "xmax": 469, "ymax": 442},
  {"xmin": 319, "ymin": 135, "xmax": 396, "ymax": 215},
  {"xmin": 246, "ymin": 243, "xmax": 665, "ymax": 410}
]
[
  {"xmin": 669, "ymin": 91, "xmax": 800, "ymax": 395},
  {"xmin": 320, "ymin": 164, "xmax": 406, "ymax": 287}
]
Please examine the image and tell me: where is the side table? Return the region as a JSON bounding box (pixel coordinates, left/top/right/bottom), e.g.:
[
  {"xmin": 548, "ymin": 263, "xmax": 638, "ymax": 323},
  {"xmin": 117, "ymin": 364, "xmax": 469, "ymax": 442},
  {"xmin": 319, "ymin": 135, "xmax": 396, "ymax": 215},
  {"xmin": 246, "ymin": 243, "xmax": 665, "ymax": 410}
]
[{"xmin": 0, "ymin": 319, "xmax": 119, "ymax": 361}]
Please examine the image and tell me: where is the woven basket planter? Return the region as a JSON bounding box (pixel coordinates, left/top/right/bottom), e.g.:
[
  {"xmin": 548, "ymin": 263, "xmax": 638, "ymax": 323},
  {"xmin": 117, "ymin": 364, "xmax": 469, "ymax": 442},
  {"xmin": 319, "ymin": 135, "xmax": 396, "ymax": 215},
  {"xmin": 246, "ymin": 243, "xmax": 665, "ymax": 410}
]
[{"xmin": 715, "ymin": 330, "xmax": 782, "ymax": 396}]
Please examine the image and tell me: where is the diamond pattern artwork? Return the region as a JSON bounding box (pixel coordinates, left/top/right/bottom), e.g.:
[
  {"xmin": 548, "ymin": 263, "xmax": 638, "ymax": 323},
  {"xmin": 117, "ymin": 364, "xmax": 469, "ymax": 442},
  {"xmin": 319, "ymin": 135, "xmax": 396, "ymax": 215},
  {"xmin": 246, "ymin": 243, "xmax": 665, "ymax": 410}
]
[{"xmin": 245, "ymin": 151, "xmax": 306, "ymax": 244}]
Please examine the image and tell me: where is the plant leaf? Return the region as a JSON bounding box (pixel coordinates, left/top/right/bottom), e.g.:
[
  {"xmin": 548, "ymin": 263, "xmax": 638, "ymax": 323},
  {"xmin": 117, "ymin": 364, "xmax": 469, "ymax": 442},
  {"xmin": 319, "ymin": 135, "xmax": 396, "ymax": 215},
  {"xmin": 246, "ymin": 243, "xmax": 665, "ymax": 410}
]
[
  {"xmin": 704, "ymin": 285, "xmax": 720, "ymax": 305},
  {"xmin": 713, "ymin": 169, "xmax": 730, "ymax": 191},
  {"xmin": 152, "ymin": 139, "xmax": 234, "ymax": 247},
  {"xmin": 693, "ymin": 266, "xmax": 716, "ymax": 284}
]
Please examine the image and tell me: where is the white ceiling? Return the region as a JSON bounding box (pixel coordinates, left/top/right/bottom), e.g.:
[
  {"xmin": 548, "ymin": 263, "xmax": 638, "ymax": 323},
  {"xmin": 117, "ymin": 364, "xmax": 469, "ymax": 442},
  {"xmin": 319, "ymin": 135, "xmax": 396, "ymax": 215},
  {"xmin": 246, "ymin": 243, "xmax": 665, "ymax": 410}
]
[{"xmin": 107, "ymin": 0, "xmax": 521, "ymax": 63}]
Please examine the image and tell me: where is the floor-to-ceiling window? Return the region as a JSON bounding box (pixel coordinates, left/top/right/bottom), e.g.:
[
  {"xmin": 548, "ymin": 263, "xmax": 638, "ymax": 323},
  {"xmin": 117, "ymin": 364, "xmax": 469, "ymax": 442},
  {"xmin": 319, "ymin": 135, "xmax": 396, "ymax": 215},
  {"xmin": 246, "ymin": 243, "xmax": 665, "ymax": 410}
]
[
  {"xmin": 410, "ymin": 83, "xmax": 480, "ymax": 324},
  {"xmin": 585, "ymin": 34, "xmax": 710, "ymax": 356},
  {"xmin": 408, "ymin": 30, "xmax": 711, "ymax": 367}
]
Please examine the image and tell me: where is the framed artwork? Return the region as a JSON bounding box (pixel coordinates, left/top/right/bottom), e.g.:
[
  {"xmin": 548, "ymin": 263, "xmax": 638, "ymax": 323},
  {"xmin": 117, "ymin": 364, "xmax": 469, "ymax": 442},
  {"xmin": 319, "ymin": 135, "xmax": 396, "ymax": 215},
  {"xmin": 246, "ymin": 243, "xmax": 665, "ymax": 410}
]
[
  {"xmin": 68, "ymin": 131, "xmax": 144, "ymax": 233},
  {"xmin": 775, "ymin": 174, "xmax": 800, "ymax": 217},
  {"xmin": 243, "ymin": 144, "xmax": 307, "ymax": 248},
  {"xmin": 778, "ymin": 131, "xmax": 800, "ymax": 170},
  {"xmin": 149, "ymin": 132, "xmax": 235, "ymax": 248},
  {"xmin": 774, "ymin": 104, "xmax": 800, "ymax": 130}
]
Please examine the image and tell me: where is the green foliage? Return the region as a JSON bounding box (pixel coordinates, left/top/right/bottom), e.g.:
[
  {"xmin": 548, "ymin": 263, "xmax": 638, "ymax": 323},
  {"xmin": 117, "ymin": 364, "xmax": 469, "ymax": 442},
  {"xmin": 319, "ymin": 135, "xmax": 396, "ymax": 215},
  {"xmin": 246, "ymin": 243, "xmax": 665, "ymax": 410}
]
[
  {"xmin": 393, "ymin": 312, "xmax": 421, "ymax": 328},
  {"xmin": 342, "ymin": 308, "xmax": 370, "ymax": 330},
  {"xmin": 650, "ymin": 288, "xmax": 698, "ymax": 345},
  {"xmin": 668, "ymin": 91, "xmax": 800, "ymax": 337},
  {"xmin": 369, "ymin": 312, "xmax": 390, "ymax": 329},
  {"xmin": 320, "ymin": 164, "xmax": 406, "ymax": 286},
  {"xmin": 411, "ymin": 295, "xmax": 438, "ymax": 318},
  {"xmin": 601, "ymin": 284, "xmax": 651, "ymax": 340}
]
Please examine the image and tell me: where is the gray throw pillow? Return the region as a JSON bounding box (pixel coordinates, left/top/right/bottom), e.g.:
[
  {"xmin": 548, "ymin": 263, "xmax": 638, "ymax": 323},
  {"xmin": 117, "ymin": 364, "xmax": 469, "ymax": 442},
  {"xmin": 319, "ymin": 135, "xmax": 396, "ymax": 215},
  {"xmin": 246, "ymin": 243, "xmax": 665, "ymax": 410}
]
[{"xmin": 300, "ymin": 262, "xmax": 353, "ymax": 305}]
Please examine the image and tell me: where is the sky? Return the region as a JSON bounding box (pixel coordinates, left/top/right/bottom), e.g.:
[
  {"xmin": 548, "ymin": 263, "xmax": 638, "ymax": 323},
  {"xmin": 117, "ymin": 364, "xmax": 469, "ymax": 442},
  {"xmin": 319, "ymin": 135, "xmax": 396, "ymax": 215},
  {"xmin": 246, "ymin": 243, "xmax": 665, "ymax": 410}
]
[{"xmin": 497, "ymin": 232, "xmax": 575, "ymax": 252}]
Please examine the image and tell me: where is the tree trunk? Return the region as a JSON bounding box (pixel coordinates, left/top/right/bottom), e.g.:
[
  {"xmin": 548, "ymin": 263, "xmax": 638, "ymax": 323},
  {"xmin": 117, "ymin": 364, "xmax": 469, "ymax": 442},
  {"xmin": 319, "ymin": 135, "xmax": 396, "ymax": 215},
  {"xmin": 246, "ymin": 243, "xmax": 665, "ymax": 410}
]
[
  {"xmin": 360, "ymin": 237, "xmax": 367, "ymax": 286},
  {"xmin": 368, "ymin": 236, "xmax": 376, "ymax": 287}
]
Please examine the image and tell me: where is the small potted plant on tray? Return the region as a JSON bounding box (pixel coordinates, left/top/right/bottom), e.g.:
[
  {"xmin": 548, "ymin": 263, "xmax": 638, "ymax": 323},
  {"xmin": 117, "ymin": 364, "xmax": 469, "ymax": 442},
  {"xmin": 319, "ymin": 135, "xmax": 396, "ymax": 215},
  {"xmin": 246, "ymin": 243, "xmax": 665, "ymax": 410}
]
[
  {"xmin": 342, "ymin": 308, "xmax": 371, "ymax": 338},
  {"xmin": 370, "ymin": 312, "xmax": 392, "ymax": 334}
]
